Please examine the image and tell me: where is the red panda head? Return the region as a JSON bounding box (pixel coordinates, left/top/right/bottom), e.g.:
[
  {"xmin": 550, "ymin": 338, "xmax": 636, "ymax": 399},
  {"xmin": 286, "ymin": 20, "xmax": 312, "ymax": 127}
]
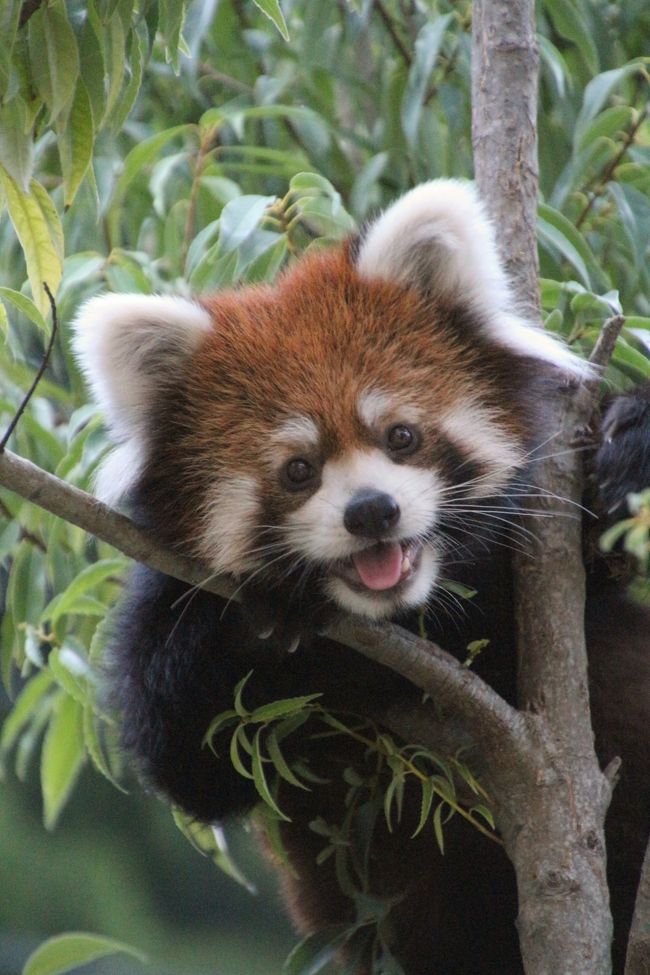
[{"xmin": 73, "ymin": 180, "xmax": 588, "ymax": 619}]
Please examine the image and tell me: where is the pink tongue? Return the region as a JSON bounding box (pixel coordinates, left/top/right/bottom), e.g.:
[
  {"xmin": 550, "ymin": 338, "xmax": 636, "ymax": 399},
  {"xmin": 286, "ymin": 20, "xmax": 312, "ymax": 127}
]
[{"xmin": 352, "ymin": 542, "xmax": 403, "ymax": 591}]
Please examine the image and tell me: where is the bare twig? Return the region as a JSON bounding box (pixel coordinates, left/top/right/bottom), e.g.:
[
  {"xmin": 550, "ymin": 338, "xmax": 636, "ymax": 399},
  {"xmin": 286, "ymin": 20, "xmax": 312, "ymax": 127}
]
[
  {"xmin": 0, "ymin": 283, "xmax": 58, "ymax": 452},
  {"xmin": 588, "ymin": 314, "xmax": 626, "ymax": 372},
  {"xmin": 374, "ymin": 0, "xmax": 412, "ymax": 66}
]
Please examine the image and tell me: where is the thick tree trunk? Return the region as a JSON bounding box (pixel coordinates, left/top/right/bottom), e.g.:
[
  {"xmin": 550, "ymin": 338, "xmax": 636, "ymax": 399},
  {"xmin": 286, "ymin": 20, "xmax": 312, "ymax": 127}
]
[{"xmin": 471, "ymin": 2, "xmax": 613, "ymax": 973}]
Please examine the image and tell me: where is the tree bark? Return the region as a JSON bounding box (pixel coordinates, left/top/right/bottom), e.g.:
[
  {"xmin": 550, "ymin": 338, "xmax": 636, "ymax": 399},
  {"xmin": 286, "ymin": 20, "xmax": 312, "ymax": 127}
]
[{"xmin": 472, "ymin": 2, "xmax": 613, "ymax": 973}]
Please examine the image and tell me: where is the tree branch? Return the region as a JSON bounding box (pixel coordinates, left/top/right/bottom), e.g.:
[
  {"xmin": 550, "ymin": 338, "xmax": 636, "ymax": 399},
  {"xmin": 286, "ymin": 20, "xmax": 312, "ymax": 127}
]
[
  {"xmin": 472, "ymin": 1, "xmax": 613, "ymax": 972},
  {"xmin": 625, "ymin": 841, "xmax": 650, "ymax": 975},
  {"xmin": 0, "ymin": 447, "xmax": 538, "ymax": 782}
]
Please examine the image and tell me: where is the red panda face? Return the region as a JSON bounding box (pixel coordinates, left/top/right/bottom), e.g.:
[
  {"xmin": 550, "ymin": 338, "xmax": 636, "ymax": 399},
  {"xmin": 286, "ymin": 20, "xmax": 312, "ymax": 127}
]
[{"xmin": 73, "ymin": 180, "xmax": 589, "ymax": 619}]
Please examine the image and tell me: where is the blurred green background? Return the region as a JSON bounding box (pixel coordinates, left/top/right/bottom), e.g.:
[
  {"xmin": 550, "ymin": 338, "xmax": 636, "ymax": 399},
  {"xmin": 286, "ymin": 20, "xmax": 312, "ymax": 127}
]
[{"xmin": 1, "ymin": 749, "xmax": 294, "ymax": 975}]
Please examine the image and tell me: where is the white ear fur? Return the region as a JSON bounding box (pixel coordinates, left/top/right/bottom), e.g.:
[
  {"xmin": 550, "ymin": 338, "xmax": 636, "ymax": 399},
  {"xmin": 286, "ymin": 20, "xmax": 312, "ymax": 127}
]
[
  {"xmin": 356, "ymin": 179, "xmax": 591, "ymax": 377},
  {"xmin": 72, "ymin": 293, "xmax": 212, "ymax": 502}
]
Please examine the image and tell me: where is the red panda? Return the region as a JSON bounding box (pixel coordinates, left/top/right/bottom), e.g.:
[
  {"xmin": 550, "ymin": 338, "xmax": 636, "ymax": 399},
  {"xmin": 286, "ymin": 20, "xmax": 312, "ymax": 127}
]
[{"xmin": 73, "ymin": 180, "xmax": 650, "ymax": 975}]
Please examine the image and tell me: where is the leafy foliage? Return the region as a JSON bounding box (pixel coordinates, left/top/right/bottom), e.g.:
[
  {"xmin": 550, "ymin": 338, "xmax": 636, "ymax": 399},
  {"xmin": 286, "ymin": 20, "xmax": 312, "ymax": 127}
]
[{"xmin": 0, "ymin": 1, "xmax": 649, "ymax": 973}]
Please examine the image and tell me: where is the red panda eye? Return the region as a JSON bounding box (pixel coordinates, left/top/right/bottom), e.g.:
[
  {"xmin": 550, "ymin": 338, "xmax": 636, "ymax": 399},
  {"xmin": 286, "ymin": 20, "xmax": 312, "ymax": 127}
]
[
  {"xmin": 386, "ymin": 424, "xmax": 419, "ymax": 454},
  {"xmin": 284, "ymin": 458, "xmax": 316, "ymax": 489}
]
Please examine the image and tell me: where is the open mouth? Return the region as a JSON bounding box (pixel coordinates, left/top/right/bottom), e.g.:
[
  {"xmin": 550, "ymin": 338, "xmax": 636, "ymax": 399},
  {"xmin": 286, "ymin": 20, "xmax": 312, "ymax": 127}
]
[{"xmin": 331, "ymin": 539, "xmax": 423, "ymax": 594}]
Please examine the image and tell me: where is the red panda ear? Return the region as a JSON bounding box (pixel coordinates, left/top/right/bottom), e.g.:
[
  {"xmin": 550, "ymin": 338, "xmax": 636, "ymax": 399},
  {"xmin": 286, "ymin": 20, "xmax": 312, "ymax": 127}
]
[
  {"xmin": 356, "ymin": 180, "xmax": 510, "ymax": 311},
  {"xmin": 72, "ymin": 293, "xmax": 211, "ymax": 502},
  {"xmin": 354, "ymin": 180, "xmax": 591, "ymax": 376}
]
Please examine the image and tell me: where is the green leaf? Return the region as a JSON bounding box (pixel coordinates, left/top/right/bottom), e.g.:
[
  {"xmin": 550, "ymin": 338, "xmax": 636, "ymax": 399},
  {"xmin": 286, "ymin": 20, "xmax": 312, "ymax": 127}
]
[
  {"xmin": 252, "ymin": 726, "xmax": 290, "ymax": 820},
  {"xmin": 282, "ymin": 927, "xmax": 351, "ymax": 975},
  {"xmin": 244, "ymin": 236, "xmax": 288, "ymax": 284},
  {"xmin": 159, "ymin": 0, "xmax": 189, "ymax": 69},
  {"xmin": 537, "ymin": 205, "xmax": 595, "ymax": 288},
  {"xmin": 41, "ymin": 558, "xmax": 127, "ymax": 625},
  {"xmin": 432, "ymin": 801, "xmax": 445, "ymax": 853},
  {"xmin": 28, "ymin": 3, "xmax": 80, "ymax": 123},
  {"xmin": 56, "ymin": 80, "xmax": 94, "ymax": 209},
  {"xmin": 538, "ymin": 35, "xmax": 568, "ymax": 99},
  {"xmin": 218, "ymin": 194, "xmax": 276, "ymax": 253},
  {"xmin": 401, "ymin": 15, "xmax": 453, "ymax": 148},
  {"xmin": 578, "ymin": 106, "xmax": 636, "ymax": 153},
  {"xmin": 41, "ymin": 692, "xmax": 86, "ymax": 830},
  {"xmin": 22, "ymin": 932, "xmax": 146, "ymax": 975},
  {"xmin": 250, "ymin": 693, "xmax": 321, "ymax": 723},
  {"xmin": 172, "ymin": 811, "xmax": 257, "ymax": 892},
  {"xmin": 0, "ymin": 97, "xmax": 34, "ymax": 190},
  {"xmin": 543, "ymin": 0, "xmax": 598, "ymax": 74},
  {"xmin": 113, "ymin": 123, "xmax": 194, "ymax": 202},
  {"xmin": 48, "ymin": 646, "xmax": 92, "ymax": 706},
  {"xmin": 0, "ymin": 287, "xmax": 46, "ymax": 333},
  {"xmin": 0, "ymin": 171, "xmax": 62, "ymax": 315},
  {"xmin": 575, "ymin": 62, "xmax": 646, "ymax": 144},
  {"xmin": 0, "ymin": 670, "xmax": 54, "ymax": 758},
  {"xmin": 0, "ymin": 0, "xmax": 20, "ymax": 97},
  {"xmin": 289, "ymin": 172, "xmax": 339, "ymax": 197},
  {"xmin": 82, "ymin": 698, "xmax": 124, "ymax": 790},
  {"xmin": 230, "ymin": 725, "xmax": 254, "ymax": 780},
  {"xmin": 78, "ymin": 14, "xmax": 106, "ymax": 127},
  {"xmin": 103, "ymin": 11, "xmax": 126, "ymax": 123},
  {"xmin": 252, "ymin": 0, "xmax": 290, "ymax": 41},
  {"xmin": 267, "ymin": 727, "xmax": 310, "ymax": 790},
  {"xmin": 110, "ymin": 26, "xmax": 145, "ymax": 134}
]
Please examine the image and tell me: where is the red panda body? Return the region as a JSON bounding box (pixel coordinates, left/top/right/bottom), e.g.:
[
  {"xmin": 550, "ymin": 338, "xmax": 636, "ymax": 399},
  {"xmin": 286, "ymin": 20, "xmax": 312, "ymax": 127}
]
[{"xmin": 73, "ymin": 181, "xmax": 650, "ymax": 974}]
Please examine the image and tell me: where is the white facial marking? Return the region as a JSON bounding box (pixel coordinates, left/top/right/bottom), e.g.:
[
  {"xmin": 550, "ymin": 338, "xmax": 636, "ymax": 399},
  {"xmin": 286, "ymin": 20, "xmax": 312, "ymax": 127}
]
[
  {"xmin": 198, "ymin": 475, "xmax": 261, "ymax": 574},
  {"xmin": 356, "ymin": 179, "xmax": 591, "ymax": 378},
  {"xmin": 438, "ymin": 400, "xmax": 525, "ymax": 496},
  {"xmin": 357, "ymin": 388, "xmax": 421, "ymax": 429},
  {"xmin": 286, "ymin": 448, "xmax": 441, "ymax": 563},
  {"xmin": 285, "ymin": 446, "xmax": 443, "ymax": 618},
  {"xmin": 270, "ymin": 415, "xmax": 320, "ymax": 449}
]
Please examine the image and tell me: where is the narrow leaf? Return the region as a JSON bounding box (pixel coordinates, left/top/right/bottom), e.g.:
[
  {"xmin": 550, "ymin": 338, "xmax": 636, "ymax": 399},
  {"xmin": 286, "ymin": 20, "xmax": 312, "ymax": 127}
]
[
  {"xmin": 401, "ymin": 15, "xmax": 453, "ymax": 148},
  {"xmin": 57, "ymin": 80, "xmax": 94, "ymax": 209},
  {"xmin": 252, "ymin": 727, "xmax": 290, "ymax": 820},
  {"xmin": 267, "ymin": 727, "xmax": 310, "ymax": 790},
  {"xmin": 22, "ymin": 932, "xmax": 146, "ymax": 975},
  {"xmin": 41, "ymin": 692, "xmax": 86, "ymax": 829},
  {"xmin": 0, "ymin": 670, "xmax": 54, "ymax": 757},
  {"xmin": 250, "ymin": 693, "xmax": 321, "ymax": 723},
  {"xmin": 252, "ymin": 0, "xmax": 289, "ymax": 41},
  {"xmin": 28, "ymin": 4, "xmax": 80, "ymax": 122},
  {"xmin": 412, "ymin": 777, "xmax": 435, "ymax": 838}
]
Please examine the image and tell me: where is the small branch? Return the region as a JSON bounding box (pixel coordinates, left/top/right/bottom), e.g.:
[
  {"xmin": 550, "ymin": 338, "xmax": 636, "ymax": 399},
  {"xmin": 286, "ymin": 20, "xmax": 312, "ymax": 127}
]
[
  {"xmin": 374, "ymin": 0, "xmax": 412, "ymax": 66},
  {"xmin": 576, "ymin": 109, "xmax": 647, "ymax": 229},
  {"xmin": 0, "ymin": 283, "xmax": 57, "ymax": 452},
  {"xmin": 197, "ymin": 63, "xmax": 253, "ymax": 95},
  {"xmin": 588, "ymin": 314, "xmax": 625, "ymax": 372},
  {"xmin": 0, "ymin": 497, "xmax": 46, "ymax": 551}
]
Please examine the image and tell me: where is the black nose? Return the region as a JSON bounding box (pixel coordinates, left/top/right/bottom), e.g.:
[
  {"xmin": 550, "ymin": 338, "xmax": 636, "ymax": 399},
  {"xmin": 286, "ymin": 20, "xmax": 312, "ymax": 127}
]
[{"xmin": 344, "ymin": 490, "xmax": 401, "ymax": 538}]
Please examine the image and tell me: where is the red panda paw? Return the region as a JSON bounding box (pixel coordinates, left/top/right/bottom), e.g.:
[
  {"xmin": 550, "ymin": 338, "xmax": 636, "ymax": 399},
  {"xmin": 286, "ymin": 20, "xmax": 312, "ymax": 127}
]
[{"xmin": 241, "ymin": 583, "xmax": 339, "ymax": 656}]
